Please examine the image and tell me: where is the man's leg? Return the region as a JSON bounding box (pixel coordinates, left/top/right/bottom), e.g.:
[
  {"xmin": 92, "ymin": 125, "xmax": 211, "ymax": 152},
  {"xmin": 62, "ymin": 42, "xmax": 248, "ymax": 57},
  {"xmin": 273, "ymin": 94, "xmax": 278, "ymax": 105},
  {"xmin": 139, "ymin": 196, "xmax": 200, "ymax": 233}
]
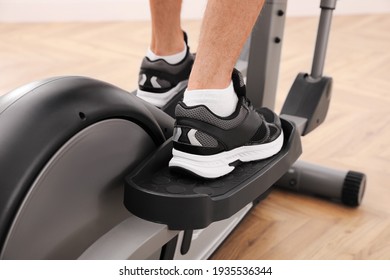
[
  {"xmin": 183, "ymin": 0, "xmax": 265, "ymax": 117},
  {"xmin": 149, "ymin": 0, "xmax": 184, "ymax": 56},
  {"xmin": 188, "ymin": 0, "xmax": 265, "ymax": 90},
  {"xmin": 137, "ymin": 0, "xmax": 194, "ymax": 107}
]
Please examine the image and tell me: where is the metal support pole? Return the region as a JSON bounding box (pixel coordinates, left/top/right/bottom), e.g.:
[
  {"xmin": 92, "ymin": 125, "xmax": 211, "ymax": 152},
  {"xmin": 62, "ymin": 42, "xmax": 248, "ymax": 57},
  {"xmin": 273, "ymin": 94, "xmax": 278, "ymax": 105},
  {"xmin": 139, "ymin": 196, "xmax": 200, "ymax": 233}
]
[
  {"xmin": 310, "ymin": 0, "xmax": 337, "ymax": 79},
  {"xmin": 245, "ymin": 0, "xmax": 287, "ymax": 109}
]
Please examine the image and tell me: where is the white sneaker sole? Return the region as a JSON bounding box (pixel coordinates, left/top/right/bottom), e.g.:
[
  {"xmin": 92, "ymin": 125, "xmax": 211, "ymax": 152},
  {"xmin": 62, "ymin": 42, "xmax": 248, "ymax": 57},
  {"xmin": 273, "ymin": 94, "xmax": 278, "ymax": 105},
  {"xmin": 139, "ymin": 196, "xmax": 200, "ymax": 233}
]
[
  {"xmin": 136, "ymin": 80, "xmax": 188, "ymax": 108},
  {"xmin": 169, "ymin": 131, "xmax": 284, "ymax": 179}
]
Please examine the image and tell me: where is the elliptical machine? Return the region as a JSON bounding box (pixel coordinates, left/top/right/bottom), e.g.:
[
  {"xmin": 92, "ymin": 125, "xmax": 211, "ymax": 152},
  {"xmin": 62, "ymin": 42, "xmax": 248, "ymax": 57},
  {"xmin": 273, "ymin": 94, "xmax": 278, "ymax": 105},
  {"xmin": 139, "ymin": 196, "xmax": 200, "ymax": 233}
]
[{"xmin": 0, "ymin": 0, "xmax": 365, "ymax": 259}]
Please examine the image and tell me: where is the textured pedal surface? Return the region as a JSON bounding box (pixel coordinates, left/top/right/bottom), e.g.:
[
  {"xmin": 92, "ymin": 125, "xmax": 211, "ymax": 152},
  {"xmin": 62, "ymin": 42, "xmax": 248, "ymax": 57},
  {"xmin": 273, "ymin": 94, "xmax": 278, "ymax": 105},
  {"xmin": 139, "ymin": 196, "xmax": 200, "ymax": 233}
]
[{"xmin": 124, "ymin": 119, "xmax": 302, "ymax": 230}]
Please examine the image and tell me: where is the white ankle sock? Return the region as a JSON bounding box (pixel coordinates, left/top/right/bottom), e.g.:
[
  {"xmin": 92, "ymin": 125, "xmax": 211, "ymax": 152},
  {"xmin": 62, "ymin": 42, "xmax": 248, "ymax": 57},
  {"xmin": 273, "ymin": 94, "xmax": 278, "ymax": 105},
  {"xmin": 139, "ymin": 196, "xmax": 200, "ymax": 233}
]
[
  {"xmin": 146, "ymin": 42, "xmax": 187, "ymax": 65},
  {"xmin": 183, "ymin": 82, "xmax": 239, "ymax": 117}
]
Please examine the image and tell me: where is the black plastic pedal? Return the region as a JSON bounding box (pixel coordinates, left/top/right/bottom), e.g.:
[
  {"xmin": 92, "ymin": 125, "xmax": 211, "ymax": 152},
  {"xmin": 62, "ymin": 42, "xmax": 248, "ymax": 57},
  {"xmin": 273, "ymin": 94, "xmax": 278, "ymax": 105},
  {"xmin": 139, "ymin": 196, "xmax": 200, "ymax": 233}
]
[{"xmin": 124, "ymin": 119, "xmax": 302, "ymax": 230}]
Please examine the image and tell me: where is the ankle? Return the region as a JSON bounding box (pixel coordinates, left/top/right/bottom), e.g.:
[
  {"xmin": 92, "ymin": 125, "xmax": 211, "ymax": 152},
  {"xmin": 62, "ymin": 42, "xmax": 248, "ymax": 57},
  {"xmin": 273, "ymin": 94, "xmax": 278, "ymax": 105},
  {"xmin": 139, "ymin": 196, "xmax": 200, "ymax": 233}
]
[
  {"xmin": 151, "ymin": 31, "xmax": 185, "ymax": 56},
  {"xmin": 187, "ymin": 66, "xmax": 232, "ymax": 90}
]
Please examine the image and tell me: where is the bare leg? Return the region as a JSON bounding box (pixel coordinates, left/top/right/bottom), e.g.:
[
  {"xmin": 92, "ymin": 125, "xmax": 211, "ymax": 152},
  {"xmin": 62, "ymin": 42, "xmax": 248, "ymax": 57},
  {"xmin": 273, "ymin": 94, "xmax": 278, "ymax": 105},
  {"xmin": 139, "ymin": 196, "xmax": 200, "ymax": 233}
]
[
  {"xmin": 149, "ymin": 0, "xmax": 184, "ymax": 55},
  {"xmin": 188, "ymin": 0, "xmax": 265, "ymax": 90}
]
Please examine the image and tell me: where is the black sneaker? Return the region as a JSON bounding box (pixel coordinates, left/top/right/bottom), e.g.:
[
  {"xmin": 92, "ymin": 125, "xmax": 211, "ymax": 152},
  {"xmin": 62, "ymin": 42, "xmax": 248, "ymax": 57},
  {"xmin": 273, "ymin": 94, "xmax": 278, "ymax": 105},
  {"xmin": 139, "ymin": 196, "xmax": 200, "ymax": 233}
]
[
  {"xmin": 169, "ymin": 69, "xmax": 284, "ymax": 178},
  {"xmin": 136, "ymin": 32, "xmax": 194, "ymax": 107}
]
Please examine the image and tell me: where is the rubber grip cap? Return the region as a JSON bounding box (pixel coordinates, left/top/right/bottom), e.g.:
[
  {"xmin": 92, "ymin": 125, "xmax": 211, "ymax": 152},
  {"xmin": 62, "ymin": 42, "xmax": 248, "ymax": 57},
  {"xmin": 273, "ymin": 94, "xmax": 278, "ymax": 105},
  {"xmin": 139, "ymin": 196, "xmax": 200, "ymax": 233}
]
[{"xmin": 341, "ymin": 171, "xmax": 366, "ymax": 207}]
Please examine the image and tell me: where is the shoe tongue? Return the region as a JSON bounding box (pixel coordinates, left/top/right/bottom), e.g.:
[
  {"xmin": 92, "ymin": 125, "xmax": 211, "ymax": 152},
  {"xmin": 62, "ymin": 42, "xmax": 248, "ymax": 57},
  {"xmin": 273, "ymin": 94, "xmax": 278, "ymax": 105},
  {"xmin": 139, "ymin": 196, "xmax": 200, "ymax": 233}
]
[{"xmin": 231, "ymin": 68, "xmax": 246, "ymax": 98}]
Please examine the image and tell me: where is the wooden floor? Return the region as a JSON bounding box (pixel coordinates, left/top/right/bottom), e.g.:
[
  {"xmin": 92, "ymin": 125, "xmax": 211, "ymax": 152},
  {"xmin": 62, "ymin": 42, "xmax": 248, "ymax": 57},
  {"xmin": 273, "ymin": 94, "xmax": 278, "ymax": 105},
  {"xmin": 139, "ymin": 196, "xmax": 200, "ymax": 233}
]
[{"xmin": 0, "ymin": 14, "xmax": 389, "ymax": 259}]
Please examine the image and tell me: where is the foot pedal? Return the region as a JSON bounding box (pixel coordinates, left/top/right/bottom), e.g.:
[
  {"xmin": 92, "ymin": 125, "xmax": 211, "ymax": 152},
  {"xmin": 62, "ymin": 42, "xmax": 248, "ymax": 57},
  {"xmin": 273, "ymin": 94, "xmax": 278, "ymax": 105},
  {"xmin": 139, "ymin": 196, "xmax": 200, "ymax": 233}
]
[{"xmin": 124, "ymin": 119, "xmax": 302, "ymax": 230}]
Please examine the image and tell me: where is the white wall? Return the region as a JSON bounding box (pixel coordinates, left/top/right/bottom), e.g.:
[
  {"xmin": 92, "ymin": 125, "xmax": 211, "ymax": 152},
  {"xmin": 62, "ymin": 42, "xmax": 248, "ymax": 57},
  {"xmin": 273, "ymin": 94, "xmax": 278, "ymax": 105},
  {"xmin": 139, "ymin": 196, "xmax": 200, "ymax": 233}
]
[{"xmin": 0, "ymin": 0, "xmax": 389, "ymax": 22}]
